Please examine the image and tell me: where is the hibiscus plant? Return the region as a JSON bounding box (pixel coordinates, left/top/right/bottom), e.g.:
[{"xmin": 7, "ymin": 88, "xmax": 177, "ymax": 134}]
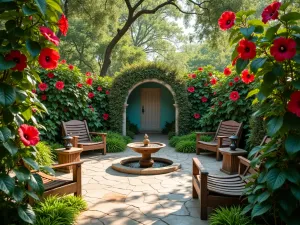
[
  {"xmin": 219, "ymin": 1, "xmax": 300, "ymax": 224},
  {"xmin": 0, "ymin": 0, "xmax": 67, "ymax": 224}
]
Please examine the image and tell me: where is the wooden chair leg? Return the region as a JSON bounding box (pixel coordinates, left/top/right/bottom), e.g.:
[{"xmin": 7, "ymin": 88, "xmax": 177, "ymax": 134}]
[
  {"xmin": 196, "ymin": 148, "xmax": 200, "ymax": 155},
  {"xmin": 73, "ymin": 164, "xmax": 82, "ymax": 196},
  {"xmin": 216, "ymin": 149, "xmax": 222, "ymax": 161},
  {"xmin": 103, "ymin": 146, "xmax": 106, "ymax": 155},
  {"xmin": 192, "ymin": 184, "xmax": 198, "ymax": 198},
  {"xmin": 200, "ymin": 202, "xmax": 208, "ymax": 220}
]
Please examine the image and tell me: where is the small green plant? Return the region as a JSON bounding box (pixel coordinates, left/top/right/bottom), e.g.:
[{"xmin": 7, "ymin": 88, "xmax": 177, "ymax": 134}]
[
  {"xmin": 175, "ymin": 140, "xmax": 195, "ymax": 153},
  {"xmin": 126, "ymin": 130, "xmax": 135, "ymax": 139},
  {"xmin": 48, "ymin": 142, "xmax": 64, "ymax": 161},
  {"xmin": 200, "ymin": 135, "xmax": 213, "ymax": 142},
  {"xmin": 123, "ymin": 135, "xmax": 133, "ymax": 144},
  {"xmin": 209, "ymin": 206, "xmax": 256, "ymax": 225},
  {"xmin": 34, "ymin": 195, "xmax": 87, "ymax": 225},
  {"xmin": 169, "ymin": 136, "xmax": 180, "ymax": 147},
  {"xmin": 168, "ymin": 131, "xmax": 176, "ymax": 140},
  {"xmin": 35, "ymin": 142, "xmax": 55, "ymax": 166},
  {"xmin": 106, "ymin": 138, "xmax": 127, "ymax": 153}
]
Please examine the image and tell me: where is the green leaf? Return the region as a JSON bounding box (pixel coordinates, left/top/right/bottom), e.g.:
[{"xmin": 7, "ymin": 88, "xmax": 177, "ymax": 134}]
[
  {"xmin": 28, "ymin": 174, "xmax": 44, "ymax": 194},
  {"xmin": 14, "ymin": 167, "xmax": 30, "ymax": 182},
  {"xmin": 26, "ymin": 190, "xmax": 39, "ymax": 201},
  {"xmin": 272, "ymin": 64, "xmax": 284, "ymax": 77},
  {"xmin": 0, "ymin": 126, "xmax": 11, "ymax": 142},
  {"xmin": 248, "ymin": 146, "xmax": 262, "ymax": 159},
  {"xmin": 40, "ymin": 166, "xmax": 55, "ymax": 175},
  {"xmin": 22, "ymin": 4, "xmax": 38, "ymax": 16},
  {"xmin": 280, "ymin": 2, "xmax": 291, "ymax": 11},
  {"xmin": 285, "ymin": 134, "xmax": 300, "ymax": 156},
  {"xmin": 12, "ymin": 186, "xmax": 25, "ymax": 202},
  {"xmin": 246, "ymin": 88, "xmax": 259, "ymax": 99},
  {"xmin": 257, "ymin": 191, "xmax": 270, "ymax": 203},
  {"xmin": 242, "ymin": 204, "xmax": 253, "ymax": 215},
  {"xmin": 258, "ymin": 170, "xmax": 267, "ymax": 183},
  {"xmin": 47, "ymin": 0, "xmax": 63, "ymax": 13},
  {"xmin": 267, "ymin": 168, "xmax": 286, "ymax": 190},
  {"xmin": 267, "ymin": 116, "xmax": 283, "ymax": 136},
  {"xmin": 250, "ymin": 58, "xmax": 267, "ymax": 74},
  {"xmin": 265, "ymin": 159, "xmax": 276, "ymax": 169},
  {"xmin": 293, "ymin": 54, "xmax": 300, "ymax": 64},
  {"xmin": 254, "ymin": 25, "xmax": 264, "ymax": 34},
  {"xmin": 0, "ymin": 54, "xmax": 16, "ymax": 70},
  {"xmin": 34, "ymin": 0, "xmax": 46, "ymax": 15},
  {"xmin": 3, "ymin": 109, "xmax": 14, "ymax": 123},
  {"xmin": 0, "ymin": 83, "xmax": 16, "ymax": 106},
  {"xmin": 5, "ymin": 19, "xmax": 16, "ymax": 32},
  {"xmin": 0, "ymin": 173, "xmax": 15, "ymax": 194},
  {"xmin": 236, "ymin": 58, "xmax": 249, "ymax": 74},
  {"xmin": 18, "ymin": 204, "xmax": 35, "ymax": 224},
  {"xmin": 240, "ymin": 26, "xmax": 255, "ymax": 39},
  {"xmin": 26, "ymin": 40, "xmax": 41, "ymax": 58},
  {"xmin": 22, "ymin": 107, "xmax": 32, "ymax": 121},
  {"xmin": 283, "ymin": 168, "xmax": 300, "ymax": 184},
  {"xmin": 23, "ymin": 157, "xmax": 39, "ymax": 170},
  {"xmin": 3, "ymin": 140, "xmax": 18, "ymax": 155},
  {"xmin": 266, "ymin": 24, "xmax": 281, "ymax": 40},
  {"xmin": 291, "ymin": 185, "xmax": 300, "ymax": 200},
  {"xmin": 251, "ymin": 203, "xmax": 271, "ymax": 218},
  {"xmin": 281, "ymin": 12, "xmax": 300, "ymax": 22}
]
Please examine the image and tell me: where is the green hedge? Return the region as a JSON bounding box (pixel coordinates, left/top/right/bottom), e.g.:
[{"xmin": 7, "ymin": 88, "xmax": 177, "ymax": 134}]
[{"xmin": 109, "ymin": 63, "xmax": 191, "ymax": 135}]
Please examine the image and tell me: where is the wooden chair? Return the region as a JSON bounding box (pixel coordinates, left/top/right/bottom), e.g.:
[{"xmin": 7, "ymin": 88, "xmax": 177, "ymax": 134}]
[
  {"xmin": 29, "ymin": 161, "xmax": 83, "ymax": 205},
  {"xmin": 62, "ymin": 120, "xmax": 107, "ymax": 155},
  {"xmin": 196, "ymin": 120, "xmax": 243, "ymax": 161},
  {"xmin": 192, "ymin": 136, "xmax": 270, "ymax": 220}
]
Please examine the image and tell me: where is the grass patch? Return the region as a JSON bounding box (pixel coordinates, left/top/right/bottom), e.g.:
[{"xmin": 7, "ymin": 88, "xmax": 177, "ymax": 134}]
[
  {"xmin": 35, "ymin": 141, "xmax": 55, "ymax": 166},
  {"xmin": 34, "ymin": 195, "xmax": 87, "ymax": 225}
]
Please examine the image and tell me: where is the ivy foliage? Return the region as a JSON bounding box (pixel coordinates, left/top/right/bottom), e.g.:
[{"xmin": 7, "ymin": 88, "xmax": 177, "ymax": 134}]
[{"xmin": 109, "ymin": 63, "xmax": 191, "ymax": 134}]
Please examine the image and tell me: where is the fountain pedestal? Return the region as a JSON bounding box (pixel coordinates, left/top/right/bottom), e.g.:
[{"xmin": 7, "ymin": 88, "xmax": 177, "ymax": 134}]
[{"xmin": 140, "ymin": 153, "xmax": 154, "ymax": 168}]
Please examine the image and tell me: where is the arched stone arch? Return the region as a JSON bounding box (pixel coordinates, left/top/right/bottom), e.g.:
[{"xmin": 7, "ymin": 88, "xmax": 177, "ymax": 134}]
[{"xmin": 109, "ymin": 63, "xmax": 191, "ymax": 135}]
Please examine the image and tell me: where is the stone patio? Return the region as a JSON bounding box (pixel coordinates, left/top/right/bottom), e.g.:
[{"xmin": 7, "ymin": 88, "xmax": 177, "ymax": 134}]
[{"xmin": 66, "ymin": 134, "xmax": 223, "ymax": 225}]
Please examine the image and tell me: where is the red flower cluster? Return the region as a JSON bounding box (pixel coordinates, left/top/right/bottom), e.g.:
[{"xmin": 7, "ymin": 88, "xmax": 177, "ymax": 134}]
[
  {"xmin": 39, "ymin": 48, "xmax": 60, "ymax": 69},
  {"xmin": 230, "ymin": 91, "xmax": 240, "ymax": 101},
  {"xmin": 270, "ymin": 37, "xmax": 296, "ymax": 62},
  {"xmin": 210, "ymin": 78, "xmax": 217, "ymax": 85},
  {"xmin": 86, "ymin": 78, "xmax": 93, "ymax": 86},
  {"xmin": 198, "ymin": 67, "xmax": 203, "ymax": 71},
  {"xmin": 262, "ymin": 1, "xmax": 281, "ymax": 24},
  {"xmin": 103, "ymin": 113, "xmax": 109, "ymax": 121},
  {"xmin": 58, "ymin": 14, "xmax": 68, "ymax": 36},
  {"xmin": 89, "ymin": 105, "xmax": 94, "ymax": 112},
  {"xmin": 18, "ymin": 124, "xmax": 39, "ymax": 146},
  {"xmin": 39, "ymin": 26, "xmax": 60, "ymax": 46},
  {"xmin": 188, "ymin": 73, "xmax": 196, "ymax": 79},
  {"xmin": 68, "ymin": 64, "xmax": 74, "ymax": 70},
  {"xmin": 287, "ymin": 91, "xmax": 300, "ymax": 117},
  {"xmin": 97, "ymin": 86, "xmax": 102, "ymax": 91},
  {"xmin": 218, "ymin": 11, "xmax": 235, "ymax": 30},
  {"xmin": 194, "ymin": 113, "xmax": 201, "ymax": 119},
  {"xmin": 224, "ymin": 67, "xmax": 231, "ymax": 76},
  {"xmin": 234, "ymin": 77, "xmax": 240, "ymax": 82},
  {"xmin": 229, "ymin": 82, "xmax": 233, "ymax": 87},
  {"xmin": 55, "ymin": 81, "xmax": 64, "ymax": 90},
  {"xmin": 47, "ymin": 72, "xmax": 55, "ymax": 78},
  {"xmin": 86, "ymin": 72, "xmax": 91, "ymax": 76},
  {"xmin": 208, "ymin": 72, "xmax": 213, "ymax": 77},
  {"xmin": 61, "ymin": 59, "xmax": 66, "ymax": 64},
  {"xmin": 201, "ymin": 96, "xmax": 208, "ymax": 103},
  {"xmin": 77, "ymin": 83, "xmax": 83, "ymax": 88},
  {"xmin": 237, "ymin": 39, "xmax": 256, "ymax": 60},
  {"xmin": 38, "ymin": 82, "xmax": 48, "ymax": 91},
  {"xmin": 241, "ymin": 69, "xmax": 255, "ymax": 84},
  {"xmin": 88, "ymin": 92, "xmax": 95, "ymax": 99},
  {"xmin": 187, "ymin": 86, "xmax": 195, "ymax": 93},
  {"xmin": 41, "ymin": 95, "xmax": 47, "ymax": 101},
  {"xmin": 5, "ymin": 50, "xmax": 27, "ymax": 71},
  {"xmin": 106, "ymin": 90, "xmax": 110, "ymax": 95}
]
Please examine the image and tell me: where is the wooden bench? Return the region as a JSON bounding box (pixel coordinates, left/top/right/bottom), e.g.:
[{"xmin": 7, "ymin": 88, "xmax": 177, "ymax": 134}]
[{"xmin": 196, "ymin": 120, "xmax": 243, "ymax": 161}]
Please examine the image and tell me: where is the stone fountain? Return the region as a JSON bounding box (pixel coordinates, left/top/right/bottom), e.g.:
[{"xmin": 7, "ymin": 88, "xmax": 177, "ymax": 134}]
[{"xmin": 112, "ymin": 134, "xmax": 181, "ymax": 175}]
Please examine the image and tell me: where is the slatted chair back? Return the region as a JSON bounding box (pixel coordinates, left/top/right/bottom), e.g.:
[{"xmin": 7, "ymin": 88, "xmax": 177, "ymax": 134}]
[
  {"xmin": 213, "ymin": 120, "xmax": 243, "ymax": 146},
  {"xmin": 62, "ymin": 120, "xmax": 91, "ymax": 143}
]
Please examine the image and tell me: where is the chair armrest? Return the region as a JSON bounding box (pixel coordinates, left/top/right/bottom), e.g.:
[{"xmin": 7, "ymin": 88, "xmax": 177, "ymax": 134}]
[
  {"xmin": 193, "ymin": 158, "xmax": 208, "ymax": 175},
  {"xmin": 217, "ymin": 136, "xmax": 229, "ymax": 147},
  {"xmin": 217, "ymin": 136, "xmax": 229, "ymax": 139},
  {"xmin": 238, "ymin": 156, "xmax": 250, "ymax": 167},
  {"xmin": 195, "ymin": 132, "xmax": 215, "ymax": 135},
  {"xmin": 51, "ymin": 161, "xmax": 84, "ymax": 169},
  {"xmin": 89, "ymin": 132, "xmax": 107, "ymax": 136}
]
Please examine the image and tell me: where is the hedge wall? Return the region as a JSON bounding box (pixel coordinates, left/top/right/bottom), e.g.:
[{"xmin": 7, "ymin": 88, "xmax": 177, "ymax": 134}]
[{"xmin": 109, "ymin": 63, "xmax": 191, "ymax": 135}]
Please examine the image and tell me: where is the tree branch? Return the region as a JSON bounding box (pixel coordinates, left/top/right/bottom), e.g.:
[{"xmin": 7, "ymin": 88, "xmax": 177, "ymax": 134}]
[{"xmin": 124, "ymin": 0, "xmax": 132, "ymax": 10}]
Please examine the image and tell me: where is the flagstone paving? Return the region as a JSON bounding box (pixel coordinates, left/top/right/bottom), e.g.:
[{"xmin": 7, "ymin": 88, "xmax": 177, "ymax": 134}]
[{"xmin": 66, "ymin": 134, "xmax": 223, "ymax": 225}]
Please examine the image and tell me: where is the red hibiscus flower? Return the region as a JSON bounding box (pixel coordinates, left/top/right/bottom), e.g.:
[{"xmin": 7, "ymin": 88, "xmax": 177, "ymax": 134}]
[
  {"xmin": 288, "ymin": 91, "xmax": 300, "ymax": 117},
  {"xmin": 218, "ymin": 11, "xmax": 236, "ymax": 30},
  {"xmin": 194, "ymin": 113, "xmax": 201, "ymax": 119},
  {"xmin": 58, "ymin": 14, "xmax": 68, "ymax": 36},
  {"xmin": 198, "ymin": 67, "xmax": 203, "ymax": 71},
  {"xmin": 241, "ymin": 69, "xmax": 255, "ymax": 84},
  {"xmin": 61, "ymin": 59, "xmax": 66, "ymax": 64},
  {"xmin": 88, "ymin": 92, "xmax": 94, "ymax": 99},
  {"xmin": 39, "ymin": 48, "xmax": 60, "ymax": 69},
  {"xmin": 187, "ymin": 86, "xmax": 195, "ymax": 93},
  {"xmin": 270, "ymin": 37, "xmax": 296, "ymax": 62},
  {"xmin": 5, "ymin": 50, "xmax": 27, "ymax": 71},
  {"xmin": 262, "ymin": 1, "xmax": 281, "ymax": 24},
  {"xmin": 86, "ymin": 78, "xmax": 93, "ymax": 86},
  {"xmin": 106, "ymin": 90, "xmax": 110, "ymax": 95},
  {"xmin": 224, "ymin": 67, "xmax": 232, "ymax": 76},
  {"xmin": 18, "ymin": 124, "xmax": 39, "ymax": 146},
  {"xmin": 103, "ymin": 113, "xmax": 109, "ymax": 121},
  {"xmin": 191, "ymin": 73, "xmax": 196, "ymax": 79},
  {"xmin": 68, "ymin": 64, "xmax": 74, "ymax": 70},
  {"xmin": 77, "ymin": 83, "xmax": 83, "ymax": 88},
  {"xmin": 32, "ymin": 89, "xmax": 36, "ymax": 94},
  {"xmin": 47, "ymin": 72, "xmax": 54, "ymax": 79},
  {"xmin": 229, "ymin": 82, "xmax": 233, "ymax": 87},
  {"xmin": 89, "ymin": 105, "xmax": 94, "ymax": 112},
  {"xmin": 86, "ymin": 72, "xmax": 91, "ymax": 76},
  {"xmin": 232, "ymin": 56, "xmax": 239, "ymax": 66},
  {"xmin": 237, "ymin": 39, "xmax": 256, "ymax": 60},
  {"xmin": 234, "ymin": 77, "xmax": 240, "ymax": 82},
  {"xmin": 97, "ymin": 86, "xmax": 102, "ymax": 91},
  {"xmin": 210, "ymin": 78, "xmax": 217, "ymax": 85},
  {"xmin": 201, "ymin": 96, "xmax": 208, "ymax": 103},
  {"xmin": 208, "ymin": 72, "xmax": 213, "ymax": 77},
  {"xmin": 55, "ymin": 81, "xmax": 64, "ymax": 90},
  {"xmin": 41, "ymin": 95, "xmax": 47, "ymax": 101},
  {"xmin": 39, "ymin": 26, "xmax": 60, "ymax": 46},
  {"xmin": 38, "ymin": 82, "xmax": 48, "ymax": 91},
  {"xmin": 230, "ymin": 91, "xmax": 240, "ymax": 101}
]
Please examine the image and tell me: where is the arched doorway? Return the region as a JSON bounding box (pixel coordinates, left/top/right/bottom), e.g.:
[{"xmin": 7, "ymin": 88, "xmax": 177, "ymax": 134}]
[{"xmin": 124, "ymin": 79, "xmax": 177, "ymax": 135}]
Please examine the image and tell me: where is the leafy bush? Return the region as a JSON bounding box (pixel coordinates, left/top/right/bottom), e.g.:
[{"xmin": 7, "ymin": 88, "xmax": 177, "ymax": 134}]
[
  {"xmin": 162, "ymin": 121, "xmax": 175, "ymax": 134},
  {"xmin": 92, "ymin": 132, "xmax": 130, "ymax": 152},
  {"xmin": 48, "ymin": 142, "xmax": 64, "ymax": 161},
  {"xmin": 168, "ymin": 131, "xmax": 176, "ymax": 140},
  {"xmin": 127, "ymin": 119, "xmax": 139, "ymax": 134},
  {"xmin": 35, "ymin": 142, "xmax": 55, "ymax": 166},
  {"xmin": 169, "ymin": 136, "xmax": 180, "ymax": 147},
  {"xmin": 175, "ymin": 140, "xmax": 195, "ymax": 153},
  {"xmin": 34, "ymin": 195, "xmax": 87, "ymax": 225},
  {"xmin": 126, "ymin": 130, "xmax": 135, "ymax": 139},
  {"xmin": 210, "ymin": 206, "xmax": 255, "ymax": 225}
]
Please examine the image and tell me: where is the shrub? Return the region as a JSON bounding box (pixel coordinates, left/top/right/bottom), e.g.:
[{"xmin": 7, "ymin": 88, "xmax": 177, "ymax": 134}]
[
  {"xmin": 210, "ymin": 206, "xmax": 255, "ymax": 225},
  {"xmin": 175, "ymin": 140, "xmax": 195, "ymax": 153},
  {"xmin": 127, "ymin": 119, "xmax": 139, "ymax": 134},
  {"xmin": 168, "ymin": 131, "xmax": 176, "ymax": 140},
  {"xmin": 48, "ymin": 142, "xmax": 64, "ymax": 161},
  {"xmin": 162, "ymin": 121, "xmax": 175, "ymax": 134},
  {"xmin": 34, "ymin": 195, "xmax": 87, "ymax": 225},
  {"xmin": 35, "ymin": 142, "xmax": 55, "ymax": 166},
  {"xmin": 123, "ymin": 135, "xmax": 133, "ymax": 144},
  {"xmin": 200, "ymin": 135, "xmax": 213, "ymax": 142},
  {"xmin": 126, "ymin": 130, "xmax": 135, "ymax": 139},
  {"xmin": 169, "ymin": 136, "xmax": 180, "ymax": 147},
  {"xmin": 92, "ymin": 132, "xmax": 129, "ymax": 152}
]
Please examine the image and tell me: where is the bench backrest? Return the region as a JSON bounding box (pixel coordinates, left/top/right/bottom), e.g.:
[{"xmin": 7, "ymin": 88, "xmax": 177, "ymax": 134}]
[
  {"xmin": 62, "ymin": 120, "xmax": 91, "ymax": 143},
  {"xmin": 213, "ymin": 120, "xmax": 243, "ymax": 146}
]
